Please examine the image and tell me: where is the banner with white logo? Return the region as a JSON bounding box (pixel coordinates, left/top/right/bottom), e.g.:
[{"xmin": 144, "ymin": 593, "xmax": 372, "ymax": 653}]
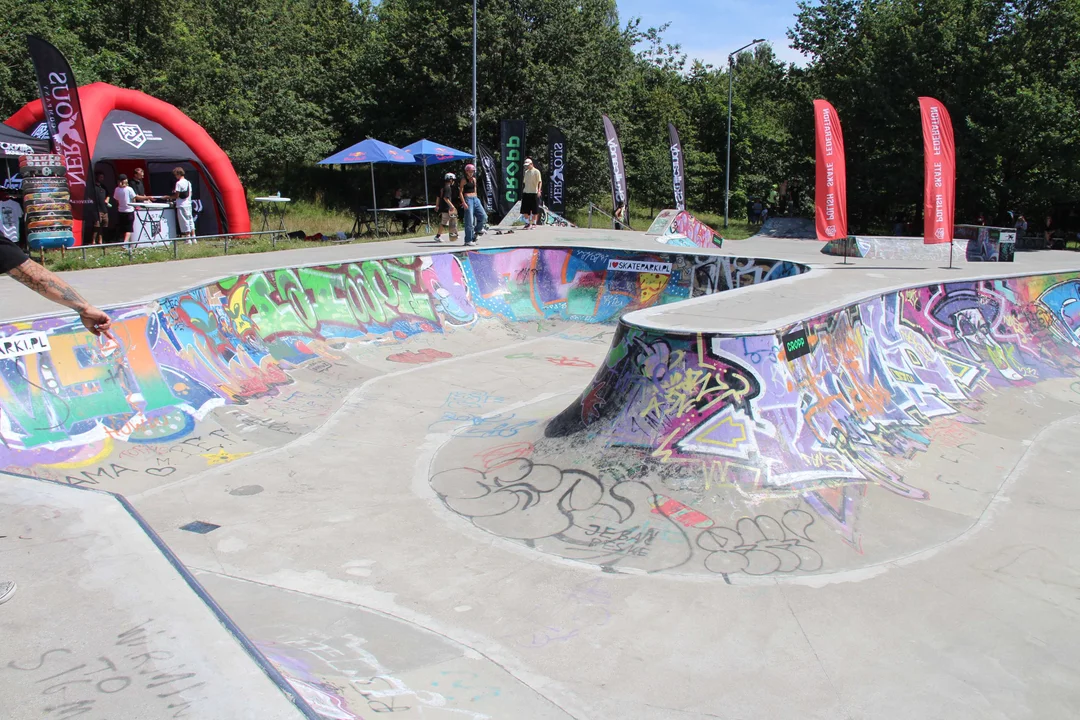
[
  {"xmin": 27, "ymin": 35, "xmax": 94, "ymax": 246},
  {"xmin": 919, "ymin": 97, "xmax": 956, "ymax": 245},
  {"xmin": 478, "ymin": 143, "xmax": 500, "ymax": 215},
  {"xmin": 814, "ymin": 99, "xmax": 848, "ymax": 241},
  {"xmin": 668, "ymin": 123, "xmax": 686, "ymax": 211},
  {"xmin": 602, "ymin": 115, "xmax": 628, "ymax": 223},
  {"xmin": 499, "ymin": 120, "xmax": 525, "ymax": 218},
  {"xmin": 607, "ymin": 259, "xmax": 672, "ymax": 275},
  {"xmin": 546, "ymin": 127, "xmax": 566, "ymax": 214}
]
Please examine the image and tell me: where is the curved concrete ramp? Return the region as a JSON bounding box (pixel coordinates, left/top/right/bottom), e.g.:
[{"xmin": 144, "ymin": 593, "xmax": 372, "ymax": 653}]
[
  {"xmin": 2, "ymin": 233, "xmax": 1080, "ymax": 717},
  {"xmin": 427, "ymin": 270, "xmax": 1080, "ymax": 579}
]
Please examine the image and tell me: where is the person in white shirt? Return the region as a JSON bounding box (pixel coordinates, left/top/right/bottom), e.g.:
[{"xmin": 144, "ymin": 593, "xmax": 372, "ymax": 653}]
[
  {"xmin": 162, "ymin": 167, "xmax": 196, "ymax": 244},
  {"xmin": 112, "ymin": 174, "xmax": 138, "ymax": 243}
]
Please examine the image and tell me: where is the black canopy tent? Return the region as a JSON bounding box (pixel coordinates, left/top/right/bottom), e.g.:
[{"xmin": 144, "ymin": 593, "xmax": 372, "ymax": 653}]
[{"xmin": 1, "ymin": 123, "xmax": 53, "ymax": 191}]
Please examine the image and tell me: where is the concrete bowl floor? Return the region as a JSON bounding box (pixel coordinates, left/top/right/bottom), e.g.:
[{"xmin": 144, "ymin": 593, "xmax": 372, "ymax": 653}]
[{"xmin": 2, "ymin": 229, "xmax": 1080, "ymax": 719}]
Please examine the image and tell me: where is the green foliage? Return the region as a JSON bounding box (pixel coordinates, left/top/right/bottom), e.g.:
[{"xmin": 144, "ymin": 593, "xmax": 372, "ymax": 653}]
[{"xmin": 3, "ymin": 0, "xmax": 1078, "ymax": 228}]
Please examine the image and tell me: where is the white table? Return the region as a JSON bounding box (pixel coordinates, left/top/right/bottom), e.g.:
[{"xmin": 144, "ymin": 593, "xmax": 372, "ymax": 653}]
[
  {"xmin": 130, "ymin": 202, "xmax": 174, "ymax": 247},
  {"xmin": 253, "ymin": 196, "xmax": 291, "ymax": 232},
  {"xmin": 378, "ymin": 205, "xmax": 437, "ymax": 233}
]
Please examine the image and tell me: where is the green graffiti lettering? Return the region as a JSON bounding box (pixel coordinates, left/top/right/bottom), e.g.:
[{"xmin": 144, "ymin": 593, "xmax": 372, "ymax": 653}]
[
  {"xmin": 49, "ymin": 330, "xmax": 131, "ymax": 423},
  {"xmin": 0, "ymin": 354, "xmax": 66, "ymax": 447},
  {"xmin": 384, "ymin": 260, "xmax": 436, "ymax": 321},
  {"xmin": 346, "ymin": 265, "xmax": 384, "ymax": 324},
  {"xmin": 244, "ymin": 273, "xmax": 307, "ymax": 338},
  {"xmin": 297, "ymin": 267, "xmax": 352, "ymax": 327},
  {"xmin": 275, "ymin": 269, "xmax": 318, "ymax": 332},
  {"xmin": 363, "ymin": 261, "xmax": 399, "ymax": 322}
]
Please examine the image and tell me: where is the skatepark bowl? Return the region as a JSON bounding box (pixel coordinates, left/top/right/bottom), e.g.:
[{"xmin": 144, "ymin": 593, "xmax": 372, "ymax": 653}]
[{"xmin": 2, "ymin": 221, "xmax": 1080, "ymax": 719}]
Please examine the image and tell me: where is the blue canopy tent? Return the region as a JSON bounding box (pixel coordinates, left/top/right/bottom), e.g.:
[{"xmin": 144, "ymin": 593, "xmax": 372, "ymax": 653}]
[
  {"xmin": 318, "ymin": 138, "xmax": 415, "ymax": 234},
  {"xmin": 402, "ymin": 139, "xmax": 474, "ymax": 229}
]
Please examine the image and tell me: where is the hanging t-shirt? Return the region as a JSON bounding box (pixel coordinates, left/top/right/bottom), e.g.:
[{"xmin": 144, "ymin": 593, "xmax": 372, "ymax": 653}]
[
  {"xmin": 174, "ymin": 178, "xmax": 192, "ymax": 208},
  {"xmin": 0, "ymin": 199, "xmax": 22, "ymax": 243},
  {"xmin": 113, "ymin": 186, "xmax": 137, "ymax": 214}
]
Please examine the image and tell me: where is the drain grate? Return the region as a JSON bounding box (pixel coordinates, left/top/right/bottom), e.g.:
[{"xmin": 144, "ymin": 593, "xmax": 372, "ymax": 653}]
[{"xmin": 180, "ymin": 521, "xmax": 221, "ymax": 534}]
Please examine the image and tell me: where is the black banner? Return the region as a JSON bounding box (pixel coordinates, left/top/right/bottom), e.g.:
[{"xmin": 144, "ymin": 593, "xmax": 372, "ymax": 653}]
[
  {"xmin": 499, "ymin": 120, "xmax": 525, "ymax": 217},
  {"xmin": 601, "ymin": 115, "xmax": 627, "ymax": 222},
  {"xmin": 478, "ymin": 143, "xmax": 500, "ymax": 216},
  {"xmin": 668, "ymin": 123, "xmax": 686, "ymax": 211},
  {"xmin": 546, "ymin": 126, "xmax": 566, "ymax": 214},
  {"xmin": 27, "ymin": 35, "xmax": 94, "ymax": 246}
]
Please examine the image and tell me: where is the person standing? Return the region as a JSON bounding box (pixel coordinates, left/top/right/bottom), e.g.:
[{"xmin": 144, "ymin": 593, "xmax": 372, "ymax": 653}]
[
  {"xmin": 93, "ymin": 171, "xmax": 111, "ymax": 245},
  {"xmin": 112, "ymin": 174, "xmax": 137, "ymax": 244},
  {"xmin": 130, "ymin": 167, "xmax": 147, "ymax": 198},
  {"xmin": 162, "ymin": 167, "xmax": 195, "ymax": 244},
  {"xmin": 0, "ymin": 236, "xmax": 112, "ymax": 607},
  {"xmin": 435, "ymin": 173, "xmax": 459, "ymax": 243},
  {"xmin": 521, "ymin": 158, "xmax": 542, "ymax": 228},
  {"xmin": 458, "ymin": 163, "xmax": 486, "ymax": 246}
]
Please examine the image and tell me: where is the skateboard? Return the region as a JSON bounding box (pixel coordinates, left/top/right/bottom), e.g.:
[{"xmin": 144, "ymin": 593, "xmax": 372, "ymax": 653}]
[
  {"xmin": 488, "ymin": 226, "xmax": 516, "ymax": 236},
  {"xmin": 18, "ymin": 164, "xmax": 66, "ymax": 178},
  {"xmin": 23, "ymin": 191, "xmax": 70, "ymax": 202},
  {"xmin": 27, "ymin": 218, "xmax": 74, "ymax": 230},
  {"xmin": 24, "ymin": 202, "xmax": 70, "ymax": 214}
]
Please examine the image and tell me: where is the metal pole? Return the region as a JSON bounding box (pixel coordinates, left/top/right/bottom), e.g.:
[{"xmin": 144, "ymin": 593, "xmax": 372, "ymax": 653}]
[
  {"xmin": 724, "ymin": 57, "xmax": 734, "ymax": 229},
  {"xmin": 371, "ymin": 163, "xmax": 379, "ymax": 234},
  {"xmin": 472, "ymin": 0, "xmax": 478, "ymax": 160},
  {"xmin": 724, "ymin": 39, "xmax": 765, "ymax": 230},
  {"xmin": 423, "ymin": 158, "xmax": 431, "ymax": 232}
]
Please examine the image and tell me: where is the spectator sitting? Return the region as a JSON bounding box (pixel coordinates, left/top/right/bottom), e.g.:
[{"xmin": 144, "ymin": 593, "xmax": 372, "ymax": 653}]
[{"xmin": 391, "ymin": 188, "xmax": 421, "ymax": 233}]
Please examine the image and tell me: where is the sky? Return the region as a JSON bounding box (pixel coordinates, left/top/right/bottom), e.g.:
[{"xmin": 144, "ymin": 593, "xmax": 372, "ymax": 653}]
[{"xmin": 617, "ymin": 0, "xmax": 809, "ymax": 68}]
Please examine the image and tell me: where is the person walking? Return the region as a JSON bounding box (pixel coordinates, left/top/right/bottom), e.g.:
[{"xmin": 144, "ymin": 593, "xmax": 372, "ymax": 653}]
[
  {"xmin": 521, "ymin": 158, "xmax": 542, "ymax": 228},
  {"xmin": 435, "ymin": 173, "xmax": 459, "ymax": 243},
  {"xmin": 458, "ymin": 164, "xmax": 486, "ymax": 246},
  {"xmin": 0, "ymin": 233, "xmax": 112, "ymax": 607}
]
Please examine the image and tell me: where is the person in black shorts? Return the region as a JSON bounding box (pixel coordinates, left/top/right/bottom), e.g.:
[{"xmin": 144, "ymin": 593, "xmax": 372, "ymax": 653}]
[
  {"xmin": 0, "ymin": 237, "xmax": 112, "ymax": 607},
  {"xmin": 93, "ymin": 172, "xmax": 111, "ymax": 245},
  {"xmin": 521, "ymin": 158, "xmax": 542, "ymax": 228}
]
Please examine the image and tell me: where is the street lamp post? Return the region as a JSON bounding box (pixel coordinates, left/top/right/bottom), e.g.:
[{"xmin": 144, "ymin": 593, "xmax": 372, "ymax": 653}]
[
  {"xmin": 472, "ymin": 0, "xmax": 478, "ymax": 159},
  {"xmin": 724, "ymin": 38, "xmax": 765, "ymax": 229}
]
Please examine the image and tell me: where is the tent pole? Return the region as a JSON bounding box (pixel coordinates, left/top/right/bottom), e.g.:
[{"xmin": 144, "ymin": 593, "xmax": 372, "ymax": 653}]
[
  {"xmin": 371, "ymin": 163, "xmax": 379, "ymax": 234},
  {"xmin": 423, "ymin": 158, "xmax": 431, "ymax": 233}
]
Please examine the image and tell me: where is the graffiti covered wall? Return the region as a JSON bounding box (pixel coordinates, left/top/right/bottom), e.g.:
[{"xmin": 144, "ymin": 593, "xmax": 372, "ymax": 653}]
[
  {"xmin": 430, "ymin": 273, "xmax": 1080, "ymax": 577},
  {"xmin": 0, "ymin": 248, "xmax": 806, "ymax": 483}
]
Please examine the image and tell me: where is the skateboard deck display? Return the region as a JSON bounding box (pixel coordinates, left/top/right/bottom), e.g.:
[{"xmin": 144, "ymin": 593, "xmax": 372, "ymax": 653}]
[{"xmin": 19, "ymin": 154, "xmax": 75, "ymax": 249}]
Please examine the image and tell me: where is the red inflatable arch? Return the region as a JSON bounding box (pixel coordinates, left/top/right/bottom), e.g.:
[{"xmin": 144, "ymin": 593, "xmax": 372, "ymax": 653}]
[{"xmin": 6, "ymin": 82, "xmax": 249, "ymax": 242}]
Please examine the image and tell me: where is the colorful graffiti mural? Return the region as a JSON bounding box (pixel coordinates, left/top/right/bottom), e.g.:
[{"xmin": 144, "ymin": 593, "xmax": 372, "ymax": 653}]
[
  {"xmin": 0, "ymin": 248, "xmax": 807, "ymax": 485},
  {"xmin": 431, "ymin": 273, "xmax": 1080, "ymax": 576}
]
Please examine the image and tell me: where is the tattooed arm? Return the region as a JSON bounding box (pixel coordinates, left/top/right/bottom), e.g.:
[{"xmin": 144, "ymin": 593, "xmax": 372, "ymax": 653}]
[{"xmin": 8, "ymin": 260, "xmax": 113, "ymax": 336}]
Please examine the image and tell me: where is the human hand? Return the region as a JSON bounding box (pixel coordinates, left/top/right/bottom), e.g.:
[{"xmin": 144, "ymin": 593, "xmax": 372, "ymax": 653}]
[{"xmin": 78, "ymin": 305, "xmax": 114, "ymax": 338}]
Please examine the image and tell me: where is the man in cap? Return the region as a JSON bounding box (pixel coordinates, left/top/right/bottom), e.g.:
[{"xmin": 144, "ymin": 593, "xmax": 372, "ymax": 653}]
[{"xmin": 521, "ymin": 158, "xmax": 542, "ymax": 228}]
